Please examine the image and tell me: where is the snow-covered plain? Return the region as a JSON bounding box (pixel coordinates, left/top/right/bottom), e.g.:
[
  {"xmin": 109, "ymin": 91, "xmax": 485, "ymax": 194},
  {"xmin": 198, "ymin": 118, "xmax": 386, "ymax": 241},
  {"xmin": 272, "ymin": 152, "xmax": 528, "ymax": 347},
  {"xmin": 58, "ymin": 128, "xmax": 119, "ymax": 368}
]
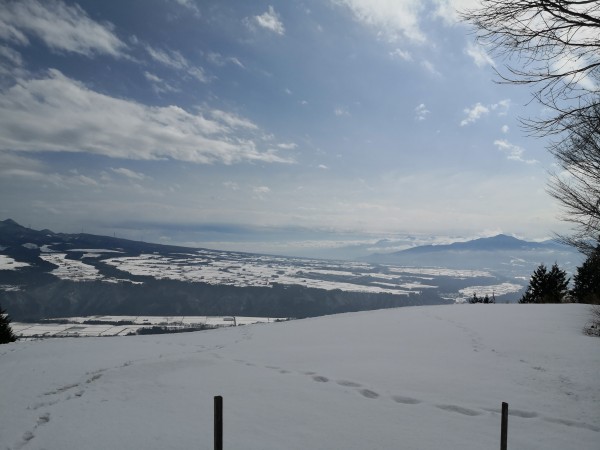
[
  {"xmin": 0, "ymin": 255, "xmax": 29, "ymax": 270},
  {"xmin": 1, "ymin": 304, "xmax": 598, "ymax": 450},
  {"xmin": 12, "ymin": 316, "xmax": 286, "ymax": 338}
]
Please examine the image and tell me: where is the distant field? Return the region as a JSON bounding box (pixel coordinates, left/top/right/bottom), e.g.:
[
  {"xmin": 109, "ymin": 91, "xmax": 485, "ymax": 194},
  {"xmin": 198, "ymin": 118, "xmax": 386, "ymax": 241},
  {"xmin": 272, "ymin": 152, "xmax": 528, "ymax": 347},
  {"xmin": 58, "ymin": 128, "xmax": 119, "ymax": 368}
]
[{"xmin": 12, "ymin": 315, "xmax": 285, "ymax": 339}]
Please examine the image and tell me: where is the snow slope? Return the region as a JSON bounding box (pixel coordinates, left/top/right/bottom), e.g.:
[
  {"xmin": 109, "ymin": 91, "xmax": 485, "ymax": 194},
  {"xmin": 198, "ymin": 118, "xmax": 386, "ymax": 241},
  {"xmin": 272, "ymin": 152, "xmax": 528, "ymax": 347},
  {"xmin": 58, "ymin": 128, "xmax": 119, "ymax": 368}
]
[{"xmin": 0, "ymin": 304, "xmax": 598, "ymax": 450}]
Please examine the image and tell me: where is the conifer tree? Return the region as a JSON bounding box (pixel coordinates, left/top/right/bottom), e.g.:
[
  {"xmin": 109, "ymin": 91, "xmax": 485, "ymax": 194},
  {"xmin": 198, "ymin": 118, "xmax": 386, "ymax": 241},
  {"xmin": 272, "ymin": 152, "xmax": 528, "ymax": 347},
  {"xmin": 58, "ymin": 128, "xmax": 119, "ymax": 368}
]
[
  {"xmin": 519, "ymin": 263, "xmax": 570, "ymax": 304},
  {"xmin": 0, "ymin": 303, "xmax": 17, "ymax": 344},
  {"xmin": 572, "ymin": 246, "xmax": 600, "ymax": 304}
]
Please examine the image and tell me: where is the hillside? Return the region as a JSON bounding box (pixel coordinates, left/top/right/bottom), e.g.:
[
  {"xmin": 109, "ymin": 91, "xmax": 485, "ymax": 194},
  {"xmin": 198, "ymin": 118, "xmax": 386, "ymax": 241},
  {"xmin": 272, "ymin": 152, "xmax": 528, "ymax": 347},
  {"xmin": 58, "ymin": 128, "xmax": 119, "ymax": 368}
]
[
  {"xmin": 1, "ymin": 304, "xmax": 598, "ymax": 450},
  {"xmin": 2, "ymin": 220, "xmax": 543, "ymax": 320}
]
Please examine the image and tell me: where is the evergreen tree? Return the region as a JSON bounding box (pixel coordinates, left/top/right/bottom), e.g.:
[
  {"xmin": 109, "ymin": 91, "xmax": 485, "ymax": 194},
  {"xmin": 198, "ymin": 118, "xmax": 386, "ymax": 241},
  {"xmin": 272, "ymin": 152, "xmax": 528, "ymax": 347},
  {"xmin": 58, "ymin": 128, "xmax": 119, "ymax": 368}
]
[
  {"xmin": 468, "ymin": 293, "xmax": 479, "ymax": 304},
  {"xmin": 0, "ymin": 303, "xmax": 17, "ymax": 344},
  {"xmin": 572, "ymin": 246, "xmax": 600, "ymax": 304},
  {"xmin": 519, "ymin": 263, "xmax": 570, "ymax": 304}
]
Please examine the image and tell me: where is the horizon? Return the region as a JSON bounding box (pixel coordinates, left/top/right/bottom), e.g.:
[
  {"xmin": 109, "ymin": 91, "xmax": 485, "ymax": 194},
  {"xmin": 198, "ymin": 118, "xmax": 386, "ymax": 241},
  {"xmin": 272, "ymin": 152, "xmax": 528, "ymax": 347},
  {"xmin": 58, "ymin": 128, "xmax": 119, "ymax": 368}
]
[
  {"xmin": 0, "ymin": 1, "xmax": 571, "ymax": 257},
  {"xmin": 2, "ymin": 217, "xmax": 561, "ymax": 260}
]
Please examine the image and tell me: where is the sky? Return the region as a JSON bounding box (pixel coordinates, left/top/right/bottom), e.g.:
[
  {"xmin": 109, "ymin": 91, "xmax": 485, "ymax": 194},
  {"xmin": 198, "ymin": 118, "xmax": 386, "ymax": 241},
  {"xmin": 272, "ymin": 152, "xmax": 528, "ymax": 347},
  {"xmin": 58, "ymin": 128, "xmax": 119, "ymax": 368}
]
[{"xmin": 0, "ymin": 0, "xmax": 573, "ymax": 257}]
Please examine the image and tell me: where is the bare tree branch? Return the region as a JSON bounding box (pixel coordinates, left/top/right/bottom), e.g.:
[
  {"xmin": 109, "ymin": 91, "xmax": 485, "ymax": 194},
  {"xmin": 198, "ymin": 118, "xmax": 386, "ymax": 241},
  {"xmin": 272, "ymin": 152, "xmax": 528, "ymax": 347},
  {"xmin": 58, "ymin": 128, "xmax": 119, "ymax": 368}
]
[{"xmin": 462, "ymin": 1, "xmax": 600, "ymax": 252}]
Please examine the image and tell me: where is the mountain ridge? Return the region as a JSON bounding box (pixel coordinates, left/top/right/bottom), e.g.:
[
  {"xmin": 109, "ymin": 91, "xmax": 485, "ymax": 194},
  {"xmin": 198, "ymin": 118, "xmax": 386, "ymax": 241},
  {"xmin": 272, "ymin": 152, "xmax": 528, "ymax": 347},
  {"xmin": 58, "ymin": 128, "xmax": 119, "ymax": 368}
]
[{"xmin": 387, "ymin": 234, "xmax": 566, "ymax": 255}]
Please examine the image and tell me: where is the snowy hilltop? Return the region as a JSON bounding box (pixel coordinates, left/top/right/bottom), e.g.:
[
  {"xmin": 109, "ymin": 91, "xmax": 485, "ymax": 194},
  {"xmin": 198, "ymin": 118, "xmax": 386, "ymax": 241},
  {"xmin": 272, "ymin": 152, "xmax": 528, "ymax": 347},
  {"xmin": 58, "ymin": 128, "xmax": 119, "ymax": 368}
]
[{"xmin": 1, "ymin": 304, "xmax": 598, "ymax": 450}]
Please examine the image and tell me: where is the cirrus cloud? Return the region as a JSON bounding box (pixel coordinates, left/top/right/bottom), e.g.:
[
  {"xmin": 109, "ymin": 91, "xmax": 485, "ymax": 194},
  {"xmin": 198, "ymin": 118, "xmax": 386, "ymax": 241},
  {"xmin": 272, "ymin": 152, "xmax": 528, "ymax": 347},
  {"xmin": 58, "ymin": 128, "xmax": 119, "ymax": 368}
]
[{"xmin": 0, "ymin": 0, "xmax": 127, "ymax": 57}]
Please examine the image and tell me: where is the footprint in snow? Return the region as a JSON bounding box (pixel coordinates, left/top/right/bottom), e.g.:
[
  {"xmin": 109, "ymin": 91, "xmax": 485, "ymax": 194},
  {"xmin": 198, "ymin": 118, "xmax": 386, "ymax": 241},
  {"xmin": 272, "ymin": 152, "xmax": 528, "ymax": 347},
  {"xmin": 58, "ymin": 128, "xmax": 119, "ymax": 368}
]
[
  {"xmin": 336, "ymin": 380, "xmax": 362, "ymax": 388},
  {"xmin": 359, "ymin": 389, "xmax": 379, "ymax": 399},
  {"xmin": 392, "ymin": 395, "xmax": 421, "ymax": 405},
  {"xmin": 484, "ymin": 407, "xmax": 538, "ymax": 419},
  {"xmin": 86, "ymin": 373, "xmax": 102, "ymax": 384},
  {"xmin": 37, "ymin": 413, "xmax": 50, "ymax": 425},
  {"xmin": 436, "ymin": 404, "xmax": 482, "ymax": 416},
  {"xmin": 543, "ymin": 417, "xmax": 600, "ymax": 432},
  {"xmin": 312, "ymin": 375, "xmax": 329, "ymax": 383}
]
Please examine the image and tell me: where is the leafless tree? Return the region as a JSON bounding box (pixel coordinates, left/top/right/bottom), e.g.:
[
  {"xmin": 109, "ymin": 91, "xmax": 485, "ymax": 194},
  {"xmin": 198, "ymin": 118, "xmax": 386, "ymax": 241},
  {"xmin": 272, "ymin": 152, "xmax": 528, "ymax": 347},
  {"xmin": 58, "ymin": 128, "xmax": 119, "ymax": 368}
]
[
  {"xmin": 548, "ymin": 103, "xmax": 600, "ymax": 253},
  {"xmin": 462, "ymin": 1, "xmax": 600, "ymax": 251},
  {"xmin": 462, "ymin": 0, "xmax": 600, "ymax": 134}
]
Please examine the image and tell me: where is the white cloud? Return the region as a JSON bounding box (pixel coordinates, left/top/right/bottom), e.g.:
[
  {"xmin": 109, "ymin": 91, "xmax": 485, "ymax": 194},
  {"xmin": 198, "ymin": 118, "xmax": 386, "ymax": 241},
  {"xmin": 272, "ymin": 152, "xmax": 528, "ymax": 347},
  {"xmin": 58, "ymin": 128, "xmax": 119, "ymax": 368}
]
[
  {"xmin": 250, "ymin": 6, "xmax": 285, "ymax": 35},
  {"xmin": 494, "ymin": 139, "xmax": 538, "ymax": 164},
  {"xmin": 465, "ymin": 42, "xmax": 494, "ymax": 68},
  {"xmin": 0, "ymin": 152, "xmax": 44, "ymax": 173},
  {"xmin": 460, "ymin": 102, "xmax": 489, "ymax": 126},
  {"xmin": 253, "ymin": 185, "xmax": 271, "ymax": 199},
  {"xmin": 70, "ymin": 173, "xmax": 98, "ymax": 186},
  {"xmin": 433, "ymin": 0, "xmax": 481, "ymax": 25},
  {"xmin": 223, "ymin": 181, "xmax": 239, "ymax": 191},
  {"xmin": 421, "ymin": 60, "xmax": 441, "ymax": 77},
  {"xmin": 0, "ymin": 0, "xmax": 126, "ymax": 57},
  {"xmin": 173, "ymin": 0, "xmax": 201, "ymax": 16},
  {"xmin": 318, "ymin": 164, "xmax": 329, "ymax": 170},
  {"xmin": 0, "ymin": 70, "xmax": 294, "ymax": 165},
  {"xmin": 1, "ymin": 166, "xmax": 99, "ymax": 187},
  {"xmin": 491, "ymin": 99, "xmax": 510, "ymax": 115},
  {"xmin": 0, "ymin": 45, "xmax": 22, "ymax": 66},
  {"xmin": 206, "ymin": 52, "xmax": 244, "ymax": 68},
  {"xmin": 208, "ymin": 110, "xmax": 258, "ymax": 130},
  {"xmin": 145, "ymin": 45, "xmax": 208, "ymax": 83},
  {"xmin": 501, "ymin": 125, "xmax": 509, "ymax": 134},
  {"xmin": 143, "ymin": 71, "xmax": 179, "ymax": 94},
  {"xmin": 389, "ymin": 48, "xmax": 412, "ymax": 61},
  {"xmin": 111, "ymin": 167, "xmax": 147, "ymax": 181},
  {"xmin": 461, "ymin": 99, "xmax": 511, "ymax": 126},
  {"xmin": 334, "ymin": 107, "xmax": 350, "ymax": 116},
  {"xmin": 332, "ymin": 0, "xmax": 426, "ymax": 43},
  {"xmin": 277, "ymin": 142, "xmax": 297, "ymax": 150},
  {"xmin": 415, "ymin": 103, "xmax": 430, "ymax": 121}
]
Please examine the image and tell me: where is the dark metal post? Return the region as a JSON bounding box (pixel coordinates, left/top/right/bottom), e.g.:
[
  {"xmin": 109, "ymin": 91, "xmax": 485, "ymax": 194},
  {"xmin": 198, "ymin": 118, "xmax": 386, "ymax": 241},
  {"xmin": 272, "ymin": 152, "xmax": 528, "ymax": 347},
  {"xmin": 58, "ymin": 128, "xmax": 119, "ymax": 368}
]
[
  {"xmin": 214, "ymin": 395, "xmax": 223, "ymax": 450},
  {"xmin": 501, "ymin": 402, "xmax": 508, "ymax": 450}
]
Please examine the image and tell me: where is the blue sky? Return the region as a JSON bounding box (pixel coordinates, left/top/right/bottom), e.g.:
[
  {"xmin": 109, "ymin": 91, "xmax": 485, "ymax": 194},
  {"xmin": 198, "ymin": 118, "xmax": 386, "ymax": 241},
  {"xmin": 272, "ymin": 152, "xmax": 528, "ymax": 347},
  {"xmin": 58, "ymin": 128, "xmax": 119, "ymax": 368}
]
[{"xmin": 0, "ymin": 0, "xmax": 569, "ymax": 256}]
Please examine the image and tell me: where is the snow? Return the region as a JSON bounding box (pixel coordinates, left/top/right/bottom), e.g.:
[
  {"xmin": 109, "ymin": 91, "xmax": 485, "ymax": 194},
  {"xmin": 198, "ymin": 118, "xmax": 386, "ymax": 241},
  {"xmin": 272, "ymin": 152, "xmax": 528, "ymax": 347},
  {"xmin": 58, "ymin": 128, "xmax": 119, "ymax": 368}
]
[
  {"xmin": 387, "ymin": 266, "xmax": 493, "ymax": 278},
  {"xmin": 458, "ymin": 282, "xmax": 524, "ymax": 298},
  {"xmin": 1, "ymin": 304, "xmax": 598, "ymax": 450},
  {"xmin": 0, "ymin": 255, "xmax": 30, "ymax": 270},
  {"xmin": 39, "ymin": 253, "xmax": 103, "ymax": 282},
  {"xmin": 67, "ymin": 249, "xmax": 124, "ymax": 253},
  {"xmin": 11, "ymin": 316, "xmax": 287, "ymax": 338},
  {"xmin": 103, "ymin": 253, "xmax": 415, "ymax": 295}
]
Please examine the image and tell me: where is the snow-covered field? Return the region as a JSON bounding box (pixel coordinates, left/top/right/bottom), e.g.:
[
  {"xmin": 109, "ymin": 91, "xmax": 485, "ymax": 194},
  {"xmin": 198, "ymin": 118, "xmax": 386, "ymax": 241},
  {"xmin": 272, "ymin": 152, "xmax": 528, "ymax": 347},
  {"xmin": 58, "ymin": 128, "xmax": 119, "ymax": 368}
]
[
  {"xmin": 12, "ymin": 316, "xmax": 286, "ymax": 338},
  {"xmin": 1, "ymin": 304, "xmax": 598, "ymax": 450},
  {"xmin": 30, "ymin": 246, "xmax": 511, "ymax": 299},
  {"xmin": 0, "ymin": 255, "xmax": 30, "ymax": 270}
]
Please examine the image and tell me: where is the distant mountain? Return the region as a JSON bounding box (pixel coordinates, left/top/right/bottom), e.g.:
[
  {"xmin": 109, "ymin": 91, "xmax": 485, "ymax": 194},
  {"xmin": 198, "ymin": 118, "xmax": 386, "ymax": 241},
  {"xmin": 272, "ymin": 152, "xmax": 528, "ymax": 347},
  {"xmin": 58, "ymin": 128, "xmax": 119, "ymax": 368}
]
[
  {"xmin": 366, "ymin": 234, "xmax": 583, "ymax": 278},
  {"xmin": 0, "ymin": 218, "xmax": 197, "ymax": 254},
  {"xmin": 395, "ymin": 234, "xmax": 567, "ymax": 254}
]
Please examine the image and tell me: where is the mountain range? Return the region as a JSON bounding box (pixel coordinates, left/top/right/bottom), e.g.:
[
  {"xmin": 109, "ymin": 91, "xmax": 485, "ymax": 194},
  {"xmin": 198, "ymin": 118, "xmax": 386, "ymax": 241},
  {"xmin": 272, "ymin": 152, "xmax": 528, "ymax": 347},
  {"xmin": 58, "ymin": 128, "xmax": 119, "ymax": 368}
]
[
  {"xmin": 390, "ymin": 234, "xmax": 566, "ymax": 253},
  {"xmin": 0, "ymin": 220, "xmax": 584, "ymax": 319},
  {"xmin": 366, "ymin": 233, "xmax": 582, "ymax": 278}
]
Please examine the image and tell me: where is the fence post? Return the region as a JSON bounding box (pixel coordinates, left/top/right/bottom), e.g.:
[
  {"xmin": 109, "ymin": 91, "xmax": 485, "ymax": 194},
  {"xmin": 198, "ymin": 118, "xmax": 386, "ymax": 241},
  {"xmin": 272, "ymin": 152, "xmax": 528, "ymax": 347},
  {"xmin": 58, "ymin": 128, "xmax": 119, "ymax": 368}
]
[
  {"xmin": 501, "ymin": 402, "xmax": 508, "ymax": 450},
  {"xmin": 214, "ymin": 395, "xmax": 223, "ymax": 450}
]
